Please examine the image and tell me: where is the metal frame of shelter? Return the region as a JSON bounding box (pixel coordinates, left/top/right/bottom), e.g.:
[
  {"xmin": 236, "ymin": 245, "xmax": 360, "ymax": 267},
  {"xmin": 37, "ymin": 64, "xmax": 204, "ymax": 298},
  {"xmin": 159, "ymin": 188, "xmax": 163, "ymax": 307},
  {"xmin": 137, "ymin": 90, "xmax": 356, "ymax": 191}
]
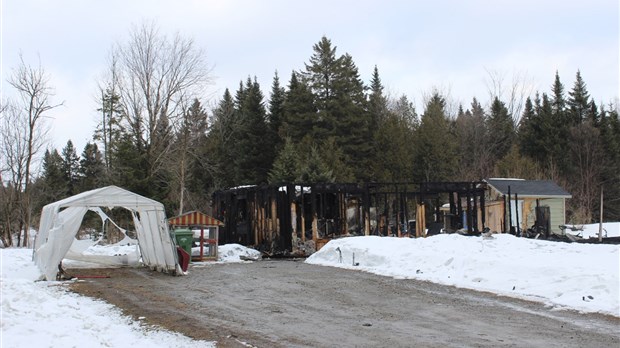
[{"xmin": 168, "ymin": 211, "xmax": 224, "ymax": 261}]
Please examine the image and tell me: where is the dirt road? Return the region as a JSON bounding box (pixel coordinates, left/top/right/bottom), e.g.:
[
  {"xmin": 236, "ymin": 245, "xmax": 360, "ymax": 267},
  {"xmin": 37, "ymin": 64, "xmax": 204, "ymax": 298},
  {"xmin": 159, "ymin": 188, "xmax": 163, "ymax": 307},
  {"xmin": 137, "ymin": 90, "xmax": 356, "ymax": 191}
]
[{"xmin": 69, "ymin": 260, "xmax": 619, "ymax": 348}]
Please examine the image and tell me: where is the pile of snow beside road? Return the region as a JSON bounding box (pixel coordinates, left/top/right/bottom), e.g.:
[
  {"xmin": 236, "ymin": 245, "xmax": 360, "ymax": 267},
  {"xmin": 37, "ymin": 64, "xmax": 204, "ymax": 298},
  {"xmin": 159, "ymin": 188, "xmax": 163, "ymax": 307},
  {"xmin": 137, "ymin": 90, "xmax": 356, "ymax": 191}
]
[
  {"xmin": 306, "ymin": 233, "xmax": 619, "ymax": 317},
  {"xmin": 216, "ymin": 243, "xmax": 262, "ymax": 262}
]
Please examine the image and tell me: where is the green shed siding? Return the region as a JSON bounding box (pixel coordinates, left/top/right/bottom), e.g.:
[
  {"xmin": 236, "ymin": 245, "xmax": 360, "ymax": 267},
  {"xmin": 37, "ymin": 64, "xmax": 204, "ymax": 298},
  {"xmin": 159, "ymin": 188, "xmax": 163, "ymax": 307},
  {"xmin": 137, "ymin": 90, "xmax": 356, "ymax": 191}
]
[{"xmin": 540, "ymin": 198, "xmax": 566, "ymax": 233}]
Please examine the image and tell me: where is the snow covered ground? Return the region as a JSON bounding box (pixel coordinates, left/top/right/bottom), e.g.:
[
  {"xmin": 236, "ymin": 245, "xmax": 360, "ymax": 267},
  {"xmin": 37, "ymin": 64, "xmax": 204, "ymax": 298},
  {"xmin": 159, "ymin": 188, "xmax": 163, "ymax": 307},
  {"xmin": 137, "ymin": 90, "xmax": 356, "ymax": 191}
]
[
  {"xmin": 2, "ymin": 228, "xmax": 619, "ymax": 347},
  {"xmin": 567, "ymin": 222, "xmax": 620, "ymax": 238},
  {"xmin": 306, "ymin": 231, "xmax": 620, "ymax": 317},
  {"xmin": 1, "ymin": 247, "xmax": 218, "ymax": 348}
]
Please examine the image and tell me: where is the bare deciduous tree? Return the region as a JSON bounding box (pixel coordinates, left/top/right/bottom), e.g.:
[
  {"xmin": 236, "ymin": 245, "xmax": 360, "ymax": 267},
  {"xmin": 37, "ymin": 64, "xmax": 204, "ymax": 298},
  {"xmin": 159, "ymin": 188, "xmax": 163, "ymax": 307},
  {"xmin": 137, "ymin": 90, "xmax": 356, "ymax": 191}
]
[
  {"xmin": 108, "ymin": 21, "xmax": 210, "ymax": 185},
  {"xmin": 485, "ymin": 68, "xmax": 535, "ymax": 125},
  {"xmin": 1, "ymin": 55, "xmax": 60, "ymax": 246}
]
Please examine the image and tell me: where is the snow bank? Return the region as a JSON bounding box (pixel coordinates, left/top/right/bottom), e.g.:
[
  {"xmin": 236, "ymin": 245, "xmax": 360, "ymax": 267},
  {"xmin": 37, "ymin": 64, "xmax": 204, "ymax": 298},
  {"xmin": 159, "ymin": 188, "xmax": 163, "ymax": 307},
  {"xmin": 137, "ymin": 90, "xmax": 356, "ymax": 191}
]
[
  {"xmin": 217, "ymin": 243, "xmax": 262, "ymax": 262},
  {"xmin": 306, "ymin": 234, "xmax": 620, "ymax": 317}
]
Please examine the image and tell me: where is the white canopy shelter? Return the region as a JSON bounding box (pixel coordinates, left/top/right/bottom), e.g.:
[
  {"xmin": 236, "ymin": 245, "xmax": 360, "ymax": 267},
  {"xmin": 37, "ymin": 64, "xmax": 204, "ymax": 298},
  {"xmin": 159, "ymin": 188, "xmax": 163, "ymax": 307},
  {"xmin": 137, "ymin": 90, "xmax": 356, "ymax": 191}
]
[{"xmin": 33, "ymin": 186, "xmax": 182, "ymax": 280}]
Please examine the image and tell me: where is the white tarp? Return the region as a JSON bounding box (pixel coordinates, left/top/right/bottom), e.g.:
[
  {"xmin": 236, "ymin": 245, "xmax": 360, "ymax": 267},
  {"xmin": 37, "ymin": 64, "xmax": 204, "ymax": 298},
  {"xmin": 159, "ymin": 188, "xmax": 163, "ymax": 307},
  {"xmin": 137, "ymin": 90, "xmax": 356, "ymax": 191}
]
[{"xmin": 33, "ymin": 186, "xmax": 182, "ymax": 280}]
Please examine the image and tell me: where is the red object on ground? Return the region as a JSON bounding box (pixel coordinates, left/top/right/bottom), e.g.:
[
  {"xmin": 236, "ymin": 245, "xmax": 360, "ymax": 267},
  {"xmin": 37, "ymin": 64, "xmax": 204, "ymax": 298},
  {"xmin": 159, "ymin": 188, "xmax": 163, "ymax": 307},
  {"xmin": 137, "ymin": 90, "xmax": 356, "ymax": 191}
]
[{"xmin": 176, "ymin": 246, "xmax": 190, "ymax": 272}]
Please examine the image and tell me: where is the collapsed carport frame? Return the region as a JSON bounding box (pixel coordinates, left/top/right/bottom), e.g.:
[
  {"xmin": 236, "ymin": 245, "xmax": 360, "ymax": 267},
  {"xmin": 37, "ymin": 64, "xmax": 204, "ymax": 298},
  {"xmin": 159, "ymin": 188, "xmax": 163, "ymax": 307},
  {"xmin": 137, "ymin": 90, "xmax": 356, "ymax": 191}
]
[{"xmin": 33, "ymin": 186, "xmax": 183, "ymax": 280}]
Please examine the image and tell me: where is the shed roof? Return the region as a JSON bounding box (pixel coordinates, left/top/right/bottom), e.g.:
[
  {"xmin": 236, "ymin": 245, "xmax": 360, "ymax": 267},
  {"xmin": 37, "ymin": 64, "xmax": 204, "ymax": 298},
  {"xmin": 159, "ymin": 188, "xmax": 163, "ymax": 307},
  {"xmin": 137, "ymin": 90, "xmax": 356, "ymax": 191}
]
[
  {"xmin": 485, "ymin": 179, "xmax": 571, "ymax": 198},
  {"xmin": 168, "ymin": 210, "xmax": 224, "ymax": 227}
]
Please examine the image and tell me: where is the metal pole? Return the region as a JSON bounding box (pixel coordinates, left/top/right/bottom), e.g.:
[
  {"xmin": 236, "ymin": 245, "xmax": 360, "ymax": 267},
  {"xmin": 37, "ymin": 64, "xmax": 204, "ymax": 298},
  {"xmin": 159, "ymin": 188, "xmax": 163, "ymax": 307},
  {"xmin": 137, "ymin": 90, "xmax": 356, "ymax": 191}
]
[{"xmin": 599, "ymin": 186, "xmax": 604, "ymax": 242}]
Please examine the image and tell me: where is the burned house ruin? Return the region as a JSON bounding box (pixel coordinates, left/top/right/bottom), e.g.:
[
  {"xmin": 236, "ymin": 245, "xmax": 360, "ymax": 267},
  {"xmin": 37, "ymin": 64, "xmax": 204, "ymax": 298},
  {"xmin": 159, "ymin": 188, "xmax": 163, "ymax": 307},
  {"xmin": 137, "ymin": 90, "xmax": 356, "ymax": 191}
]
[{"xmin": 212, "ymin": 182, "xmax": 487, "ymax": 256}]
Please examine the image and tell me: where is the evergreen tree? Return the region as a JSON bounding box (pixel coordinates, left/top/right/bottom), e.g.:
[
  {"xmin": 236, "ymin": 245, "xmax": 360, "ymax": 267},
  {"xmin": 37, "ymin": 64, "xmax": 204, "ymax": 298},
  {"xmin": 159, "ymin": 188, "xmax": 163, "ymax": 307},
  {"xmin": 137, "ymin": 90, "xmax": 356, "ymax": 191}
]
[
  {"xmin": 518, "ymin": 96, "xmax": 540, "ymax": 159},
  {"xmin": 551, "ymin": 71, "xmax": 567, "ymax": 119},
  {"xmin": 367, "ymin": 66, "xmax": 390, "ymax": 180},
  {"xmin": 413, "ymin": 93, "xmax": 457, "ymax": 181},
  {"xmin": 110, "ymin": 129, "xmax": 150, "ymax": 195},
  {"xmin": 368, "ymin": 66, "xmax": 388, "ymax": 127},
  {"xmin": 206, "ymin": 89, "xmax": 239, "ymax": 188},
  {"xmin": 456, "ymin": 98, "xmax": 492, "ymax": 180},
  {"xmin": 234, "ymin": 77, "xmax": 271, "ymax": 184},
  {"xmin": 61, "ymin": 140, "xmax": 80, "ymax": 195},
  {"xmin": 267, "ymin": 71, "xmax": 286, "ymax": 152},
  {"xmin": 41, "ymin": 149, "xmax": 67, "ymax": 202},
  {"xmin": 487, "ymin": 97, "xmax": 515, "ymax": 163},
  {"xmin": 550, "ymin": 72, "xmax": 575, "ymax": 173},
  {"xmin": 303, "ymin": 38, "xmax": 371, "ymax": 181},
  {"xmin": 567, "ymin": 70, "xmax": 592, "ymax": 125},
  {"xmin": 168, "ymin": 98, "xmax": 210, "ymax": 213},
  {"xmin": 281, "ymin": 72, "xmax": 317, "ymax": 141},
  {"xmin": 297, "ymin": 145, "xmax": 335, "ymax": 183},
  {"xmin": 373, "ymin": 108, "xmax": 415, "ymax": 182},
  {"xmin": 333, "ymin": 53, "xmax": 372, "ymax": 180},
  {"xmin": 304, "ymin": 36, "xmax": 339, "ymax": 113},
  {"xmin": 184, "ymin": 99, "xmax": 210, "ymax": 194},
  {"xmin": 268, "ymin": 137, "xmax": 299, "ymax": 184},
  {"xmin": 78, "ymin": 142, "xmax": 105, "ymax": 191},
  {"xmin": 318, "ymin": 137, "xmax": 354, "ymax": 182}
]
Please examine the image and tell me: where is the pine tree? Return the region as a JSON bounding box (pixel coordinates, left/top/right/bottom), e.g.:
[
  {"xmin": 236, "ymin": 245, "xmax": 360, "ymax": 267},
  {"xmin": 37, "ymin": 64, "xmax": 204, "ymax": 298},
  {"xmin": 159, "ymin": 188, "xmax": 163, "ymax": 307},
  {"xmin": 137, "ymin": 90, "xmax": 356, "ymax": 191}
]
[
  {"xmin": 234, "ymin": 77, "xmax": 271, "ymax": 184},
  {"xmin": 281, "ymin": 72, "xmax": 317, "ymax": 141},
  {"xmin": 413, "ymin": 93, "xmax": 457, "ymax": 181},
  {"xmin": 455, "ymin": 98, "xmax": 492, "ymax": 180},
  {"xmin": 206, "ymin": 89, "xmax": 239, "ymax": 188},
  {"xmin": 110, "ymin": 129, "xmax": 150, "ymax": 195},
  {"xmin": 518, "ymin": 97, "xmax": 540, "ymax": 160},
  {"xmin": 168, "ymin": 98, "xmax": 210, "ymax": 213},
  {"xmin": 551, "ymin": 71, "xmax": 567, "ymax": 119},
  {"xmin": 333, "ymin": 53, "xmax": 371, "ymax": 180},
  {"xmin": 367, "ymin": 66, "xmax": 390, "ymax": 180},
  {"xmin": 184, "ymin": 99, "xmax": 210, "ymax": 194},
  {"xmin": 373, "ymin": 108, "xmax": 415, "ymax": 182},
  {"xmin": 268, "ymin": 71, "xmax": 286, "ymax": 152},
  {"xmin": 61, "ymin": 140, "xmax": 80, "ymax": 195},
  {"xmin": 297, "ymin": 144, "xmax": 335, "ymax": 183},
  {"xmin": 567, "ymin": 70, "xmax": 591, "ymax": 125},
  {"xmin": 304, "ymin": 36, "xmax": 339, "ymax": 113},
  {"xmin": 78, "ymin": 142, "xmax": 106, "ymax": 191},
  {"xmin": 268, "ymin": 137, "xmax": 299, "ymax": 184},
  {"xmin": 40, "ymin": 149, "xmax": 67, "ymax": 203},
  {"xmin": 318, "ymin": 137, "xmax": 354, "ymax": 182},
  {"xmin": 300, "ymin": 37, "xmax": 382, "ymax": 181},
  {"xmin": 549, "ymin": 72, "xmax": 572, "ymax": 171},
  {"xmin": 487, "ymin": 97, "xmax": 515, "ymax": 163},
  {"xmin": 368, "ymin": 66, "xmax": 388, "ymax": 127}
]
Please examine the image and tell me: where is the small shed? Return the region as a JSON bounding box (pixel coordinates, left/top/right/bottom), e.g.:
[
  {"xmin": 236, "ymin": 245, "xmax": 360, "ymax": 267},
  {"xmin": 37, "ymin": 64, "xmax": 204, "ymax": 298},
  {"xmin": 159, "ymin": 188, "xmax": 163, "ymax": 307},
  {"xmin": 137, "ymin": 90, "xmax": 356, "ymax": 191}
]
[
  {"xmin": 168, "ymin": 211, "xmax": 224, "ymax": 261},
  {"xmin": 484, "ymin": 178, "xmax": 572, "ymax": 235}
]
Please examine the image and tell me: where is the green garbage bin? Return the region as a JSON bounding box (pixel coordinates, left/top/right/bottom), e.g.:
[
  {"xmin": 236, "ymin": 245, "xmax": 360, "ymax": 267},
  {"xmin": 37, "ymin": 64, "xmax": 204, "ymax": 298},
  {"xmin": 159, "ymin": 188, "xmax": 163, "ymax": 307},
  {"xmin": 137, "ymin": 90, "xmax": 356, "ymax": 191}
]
[{"xmin": 173, "ymin": 228, "xmax": 194, "ymax": 260}]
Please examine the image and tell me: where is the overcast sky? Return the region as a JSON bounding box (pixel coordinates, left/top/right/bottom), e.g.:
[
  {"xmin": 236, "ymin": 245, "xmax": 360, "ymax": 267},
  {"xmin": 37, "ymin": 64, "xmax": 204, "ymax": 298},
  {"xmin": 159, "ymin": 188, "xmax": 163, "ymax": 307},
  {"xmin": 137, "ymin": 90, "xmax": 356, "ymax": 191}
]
[{"xmin": 2, "ymin": 0, "xmax": 618, "ymax": 153}]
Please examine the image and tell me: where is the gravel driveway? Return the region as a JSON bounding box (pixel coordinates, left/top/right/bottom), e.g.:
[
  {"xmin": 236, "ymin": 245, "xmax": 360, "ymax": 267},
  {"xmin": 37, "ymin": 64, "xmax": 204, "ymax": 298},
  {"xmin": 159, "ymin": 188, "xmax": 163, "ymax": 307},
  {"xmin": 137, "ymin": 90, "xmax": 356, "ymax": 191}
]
[{"xmin": 69, "ymin": 260, "xmax": 619, "ymax": 348}]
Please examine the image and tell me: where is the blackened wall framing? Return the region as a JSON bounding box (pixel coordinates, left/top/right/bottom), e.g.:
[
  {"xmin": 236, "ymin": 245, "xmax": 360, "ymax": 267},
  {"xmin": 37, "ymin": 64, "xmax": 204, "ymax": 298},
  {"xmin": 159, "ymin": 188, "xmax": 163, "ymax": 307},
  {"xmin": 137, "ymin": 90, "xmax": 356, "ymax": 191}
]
[{"xmin": 212, "ymin": 182, "xmax": 486, "ymax": 256}]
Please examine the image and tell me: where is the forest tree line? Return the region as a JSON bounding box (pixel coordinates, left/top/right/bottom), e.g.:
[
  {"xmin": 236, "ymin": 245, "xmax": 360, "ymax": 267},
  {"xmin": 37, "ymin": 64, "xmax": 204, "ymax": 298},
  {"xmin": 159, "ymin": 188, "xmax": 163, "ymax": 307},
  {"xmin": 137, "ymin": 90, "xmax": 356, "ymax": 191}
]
[{"xmin": 2, "ymin": 23, "xmax": 619, "ymax": 247}]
